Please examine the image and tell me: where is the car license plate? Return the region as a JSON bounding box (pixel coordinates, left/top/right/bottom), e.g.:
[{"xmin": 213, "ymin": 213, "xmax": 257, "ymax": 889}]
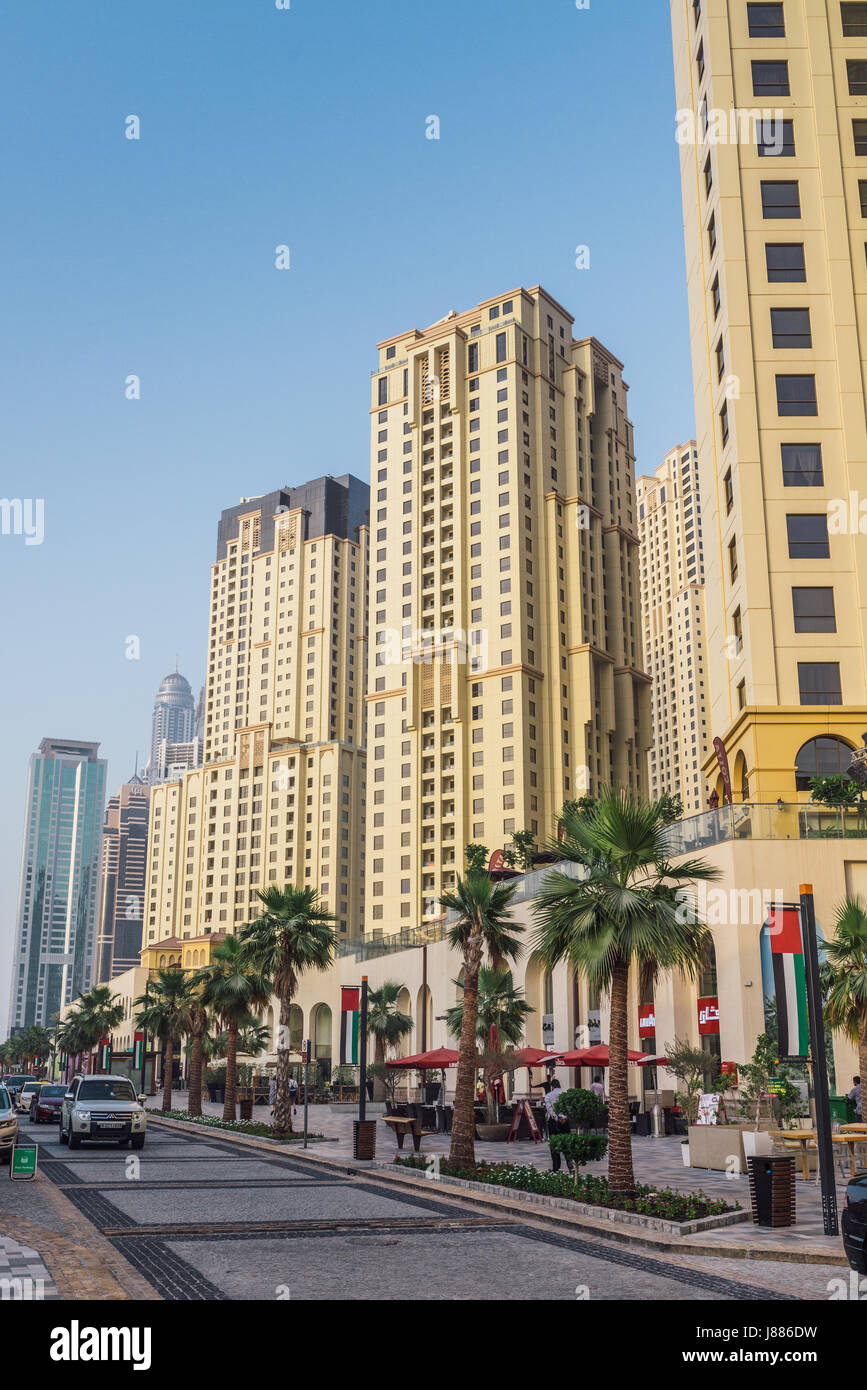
[{"xmin": 99, "ymin": 1121, "xmax": 124, "ymax": 1128}]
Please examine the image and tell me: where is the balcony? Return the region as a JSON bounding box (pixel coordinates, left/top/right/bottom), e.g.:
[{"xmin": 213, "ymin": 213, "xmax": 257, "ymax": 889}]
[{"xmin": 662, "ymin": 802, "xmax": 867, "ymax": 857}]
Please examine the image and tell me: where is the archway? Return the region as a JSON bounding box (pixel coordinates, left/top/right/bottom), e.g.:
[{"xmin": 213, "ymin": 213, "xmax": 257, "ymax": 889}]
[{"xmin": 311, "ymin": 1004, "xmax": 332, "ymax": 1086}]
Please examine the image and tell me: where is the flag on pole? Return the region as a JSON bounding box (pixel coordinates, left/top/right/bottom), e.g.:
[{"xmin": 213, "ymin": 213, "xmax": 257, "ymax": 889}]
[
  {"xmin": 133, "ymin": 1033, "xmax": 144, "ymax": 1070},
  {"xmin": 340, "ymin": 987, "xmax": 360, "ymax": 1065},
  {"xmin": 766, "ymin": 904, "xmax": 810, "ymax": 1060},
  {"xmin": 99, "ymin": 1038, "xmax": 111, "ymax": 1071}
]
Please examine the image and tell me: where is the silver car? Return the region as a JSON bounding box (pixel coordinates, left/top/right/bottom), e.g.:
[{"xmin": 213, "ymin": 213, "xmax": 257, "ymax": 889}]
[
  {"xmin": 59, "ymin": 1074, "xmax": 147, "ymax": 1150},
  {"xmin": 0, "ymin": 1084, "xmax": 19, "ymax": 1163}
]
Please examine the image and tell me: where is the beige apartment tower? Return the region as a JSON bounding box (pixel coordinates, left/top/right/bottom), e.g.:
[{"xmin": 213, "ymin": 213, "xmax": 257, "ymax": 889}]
[
  {"xmin": 146, "ymin": 477, "xmax": 369, "ymax": 948},
  {"xmin": 366, "ymin": 287, "xmax": 650, "ymax": 934},
  {"xmin": 671, "ymin": 0, "xmax": 867, "ymax": 803},
  {"xmin": 638, "ymin": 442, "xmax": 710, "ymax": 815}
]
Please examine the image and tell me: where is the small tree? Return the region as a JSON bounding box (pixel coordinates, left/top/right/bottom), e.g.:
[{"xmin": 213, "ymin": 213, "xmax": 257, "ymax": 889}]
[
  {"xmin": 554, "ymin": 1086, "xmax": 607, "ymax": 1132},
  {"xmin": 510, "ymin": 830, "xmax": 537, "ymax": 872},
  {"xmin": 737, "ymin": 1032, "xmax": 778, "ymax": 1130},
  {"xmin": 464, "ymin": 842, "xmax": 489, "ymax": 873},
  {"xmin": 548, "ymin": 1131, "xmax": 609, "ymax": 1183},
  {"xmin": 809, "ymin": 774, "xmax": 861, "ymax": 807},
  {"xmin": 657, "ymin": 792, "xmax": 684, "ymax": 824},
  {"xmin": 664, "ymin": 1036, "xmax": 716, "ymax": 1127}
]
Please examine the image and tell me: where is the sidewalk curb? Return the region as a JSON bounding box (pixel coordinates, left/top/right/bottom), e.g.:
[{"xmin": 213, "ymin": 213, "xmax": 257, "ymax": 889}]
[{"xmin": 148, "ymin": 1117, "xmax": 848, "ymax": 1267}]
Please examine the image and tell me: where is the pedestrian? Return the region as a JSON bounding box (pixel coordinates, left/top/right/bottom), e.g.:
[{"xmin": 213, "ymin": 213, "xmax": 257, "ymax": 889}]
[
  {"xmin": 849, "ymin": 1075, "xmax": 862, "ymax": 1121},
  {"xmin": 268, "ymin": 1077, "xmax": 277, "ymax": 1117},
  {"xmin": 544, "ymin": 1078, "xmax": 569, "ymax": 1170},
  {"xmin": 288, "ymin": 1075, "xmax": 298, "ymax": 1115},
  {"xmin": 590, "ymin": 1077, "xmax": 605, "ymax": 1101}
]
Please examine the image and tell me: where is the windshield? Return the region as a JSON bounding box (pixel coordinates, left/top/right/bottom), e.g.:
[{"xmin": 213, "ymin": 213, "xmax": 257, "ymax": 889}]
[
  {"xmin": 21, "ymin": 1082, "xmax": 39, "ymax": 1093},
  {"xmin": 78, "ymin": 1079, "xmax": 137, "ymax": 1102},
  {"xmin": 0, "ymin": 1087, "xmax": 10, "ymax": 1110},
  {"xmin": 40, "ymin": 1086, "xmax": 66, "ymax": 1098}
]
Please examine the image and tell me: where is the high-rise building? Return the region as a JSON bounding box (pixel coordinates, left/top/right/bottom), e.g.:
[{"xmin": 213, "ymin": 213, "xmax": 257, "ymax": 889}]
[
  {"xmin": 366, "ymin": 287, "xmax": 650, "ymax": 933},
  {"xmin": 94, "ymin": 776, "xmax": 151, "ymax": 982},
  {"xmin": 8, "ymin": 739, "xmax": 107, "ymax": 1030},
  {"xmin": 637, "ymin": 442, "xmax": 710, "ymax": 814},
  {"xmin": 147, "ymin": 736, "xmax": 203, "ymax": 786},
  {"xmin": 145, "ymin": 671, "xmax": 195, "ymax": 784},
  {"xmin": 671, "ymin": 0, "xmax": 867, "ymax": 802},
  {"xmin": 145, "ymin": 475, "xmax": 369, "ymax": 947}
]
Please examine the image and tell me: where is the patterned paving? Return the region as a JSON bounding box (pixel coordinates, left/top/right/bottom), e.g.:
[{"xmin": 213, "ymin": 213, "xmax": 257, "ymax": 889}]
[{"xmin": 0, "ymin": 1234, "xmax": 58, "ymax": 1301}]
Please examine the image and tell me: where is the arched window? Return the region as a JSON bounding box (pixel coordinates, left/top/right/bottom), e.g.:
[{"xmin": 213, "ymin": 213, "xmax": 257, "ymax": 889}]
[
  {"xmin": 698, "ymin": 936, "xmax": 718, "ymax": 998},
  {"xmin": 795, "ymin": 735, "xmax": 855, "ymax": 791}
]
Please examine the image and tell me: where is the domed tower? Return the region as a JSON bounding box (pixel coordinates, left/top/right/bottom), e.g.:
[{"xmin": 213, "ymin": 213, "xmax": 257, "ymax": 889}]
[{"xmin": 147, "ymin": 669, "xmax": 195, "ymax": 780}]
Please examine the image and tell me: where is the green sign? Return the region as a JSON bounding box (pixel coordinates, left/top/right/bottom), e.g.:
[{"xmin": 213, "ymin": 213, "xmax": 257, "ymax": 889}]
[{"xmin": 10, "ymin": 1145, "xmax": 38, "ymax": 1180}]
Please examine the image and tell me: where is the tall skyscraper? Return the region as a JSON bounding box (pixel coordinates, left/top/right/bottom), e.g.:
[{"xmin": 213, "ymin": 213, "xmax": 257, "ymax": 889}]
[
  {"xmin": 145, "ymin": 670, "xmax": 195, "ymax": 783},
  {"xmin": 94, "ymin": 776, "xmax": 151, "ymax": 982},
  {"xmin": 671, "ymin": 0, "xmax": 867, "ymax": 802},
  {"xmin": 637, "ymin": 442, "xmax": 710, "ymax": 814},
  {"xmin": 8, "ymin": 739, "xmax": 106, "ymax": 1030},
  {"xmin": 145, "ymin": 475, "xmax": 369, "ymax": 946},
  {"xmin": 366, "ymin": 287, "xmax": 650, "ymax": 933}
]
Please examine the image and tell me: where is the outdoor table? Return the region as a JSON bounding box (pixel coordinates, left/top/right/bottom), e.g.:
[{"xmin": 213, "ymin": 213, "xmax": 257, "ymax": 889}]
[
  {"xmin": 840, "ymin": 1123, "xmax": 867, "ymax": 1133},
  {"xmin": 832, "ymin": 1132, "xmax": 867, "ymax": 1178},
  {"xmin": 769, "ymin": 1130, "xmax": 817, "ymax": 1181}
]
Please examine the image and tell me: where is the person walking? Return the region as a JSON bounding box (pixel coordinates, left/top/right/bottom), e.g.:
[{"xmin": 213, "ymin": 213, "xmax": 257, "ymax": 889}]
[
  {"xmin": 544, "ymin": 1078, "xmax": 569, "ymax": 1171},
  {"xmin": 288, "ymin": 1075, "xmax": 298, "ymax": 1116},
  {"xmin": 849, "ymin": 1075, "xmax": 862, "ymax": 1121}
]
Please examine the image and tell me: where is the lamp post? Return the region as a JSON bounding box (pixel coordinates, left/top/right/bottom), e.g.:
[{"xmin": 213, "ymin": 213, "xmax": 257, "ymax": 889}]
[{"xmin": 799, "ymin": 883, "xmax": 838, "ymax": 1236}]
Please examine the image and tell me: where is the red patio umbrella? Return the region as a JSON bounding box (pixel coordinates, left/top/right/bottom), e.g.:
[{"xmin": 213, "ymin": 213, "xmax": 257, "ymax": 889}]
[
  {"xmin": 385, "ymin": 1047, "xmax": 459, "ymax": 1068},
  {"xmin": 559, "ymin": 1043, "xmax": 653, "ymax": 1066},
  {"xmin": 510, "ymin": 1047, "xmax": 563, "ymax": 1066}
]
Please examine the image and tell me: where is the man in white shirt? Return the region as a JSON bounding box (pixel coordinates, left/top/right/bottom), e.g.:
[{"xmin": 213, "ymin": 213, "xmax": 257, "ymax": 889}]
[
  {"xmin": 849, "ymin": 1076, "xmax": 862, "ymax": 1121},
  {"xmin": 544, "ymin": 1081, "xmax": 568, "ymax": 1171}
]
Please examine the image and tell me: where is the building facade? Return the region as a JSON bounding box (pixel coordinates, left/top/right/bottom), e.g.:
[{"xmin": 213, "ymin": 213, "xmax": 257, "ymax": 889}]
[
  {"xmin": 145, "ymin": 671, "xmax": 196, "ymax": 783},
  {"xmin": 366, "ymin": 287, "xmax": 650, "ymax": 934},
  {"xmin": 145, "ymin": 475, "xmax": 369, "ymax": 946},
  {"xmin": 637, "ymin": 441, "xmax": 710, "ymax": 814},
  {"xmin": 94, "ymin": 777, "xmax": 151, "ymax": 983},
  {"xmin": 671, "ymin": 0, "xmax": 867, "ymax": 803},
  {"xmin": 8, "ymin": 738, "xmax": 106, "ymax": 1030}
]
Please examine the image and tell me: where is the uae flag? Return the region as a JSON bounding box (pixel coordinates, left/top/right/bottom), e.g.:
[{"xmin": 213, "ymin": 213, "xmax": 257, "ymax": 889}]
[
  {"xmin": 767, "ymin": 904, "xmax": 810, "ymax": 1061},
  {"xmin": 340, "ymin": 987, "xmax": 360, "ymax": 1066},
  {"xmin": 99, "ymin": 1038, "xmax": 112, "ymax": 1071},
  {"xmin": 133, "ymin": 1033, "xmax": 145, "ymax": 1070}
]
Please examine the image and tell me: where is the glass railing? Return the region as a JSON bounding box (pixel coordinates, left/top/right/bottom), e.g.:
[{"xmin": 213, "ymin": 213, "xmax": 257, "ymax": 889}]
[{"xmin": 661, "ymin": 802, "xmax": 867, "ymax": 856}]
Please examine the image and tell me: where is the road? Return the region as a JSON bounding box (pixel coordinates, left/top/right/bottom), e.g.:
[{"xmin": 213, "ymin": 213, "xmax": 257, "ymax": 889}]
[{"xmin": 15, "ymin": 1121, "xmax": 828, "ymax": 1301}]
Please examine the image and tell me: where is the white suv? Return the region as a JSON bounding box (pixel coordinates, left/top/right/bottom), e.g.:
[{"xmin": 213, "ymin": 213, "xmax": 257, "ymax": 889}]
[{"xmin": 60, "ymin": 1075, "xmax": 147, "ymax": 1150}]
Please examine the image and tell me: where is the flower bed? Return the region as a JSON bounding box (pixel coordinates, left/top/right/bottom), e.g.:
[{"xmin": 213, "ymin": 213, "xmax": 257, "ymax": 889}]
[
  {"xmin": 393, "ymin": 1156, "xmax": 738, "ymax": 1222},
  {"xmin": 156, "ymin": 1110, "xmax": 321, "ymax": 1142}
]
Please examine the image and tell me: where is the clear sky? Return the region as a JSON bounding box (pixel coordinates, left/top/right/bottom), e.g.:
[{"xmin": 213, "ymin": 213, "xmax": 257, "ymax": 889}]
[{"xmin": 0, "ymin": 0, "xmax": 694, "ymax": 1035}]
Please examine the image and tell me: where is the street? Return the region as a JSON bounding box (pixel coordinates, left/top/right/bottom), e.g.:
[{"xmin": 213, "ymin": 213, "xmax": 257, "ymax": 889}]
[{"xmin": 5, "ymin": 1120, "xmax": 841, "ymax": 1302}]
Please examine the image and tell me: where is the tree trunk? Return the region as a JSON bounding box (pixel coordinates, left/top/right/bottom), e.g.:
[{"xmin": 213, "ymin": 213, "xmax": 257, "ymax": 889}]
[
  {"xmin": 448, "ymin": 938, "xmax": 483, "ymax": 1166},
  {"xmin": 607, "ymin": 957, "xmax": 635, "ymax": 1196},
  {"xmin": 272, "ymin": 988, "xmax": 294, "ymax": 1136},
  {"xmin": 372, "ymin": 1035, "xmax": 386, "ymax": 1101},
  {"xmin": 188, "ymin": 1019, "xmax": 204, "ymax": 1118},
  {"xmin": 223, "ymin": 1024, "xmax": 238, "ymax": 1121},
  {"xmin": 162, "ymin": 1037, "xmax": 174, "ymax": 1113}
]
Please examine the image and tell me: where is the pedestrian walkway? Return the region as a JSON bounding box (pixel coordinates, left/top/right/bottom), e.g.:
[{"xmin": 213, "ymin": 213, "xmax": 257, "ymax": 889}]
[{"xmin": 0, "ymin": 1234, "xmax": 58, "ymax": 1300}]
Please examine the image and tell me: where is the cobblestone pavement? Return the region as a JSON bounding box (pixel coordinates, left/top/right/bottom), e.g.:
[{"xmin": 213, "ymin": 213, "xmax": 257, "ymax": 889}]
[
  {"xmin": 0, "ymin": 1234, "xmax": 58, "ymax": 1300},
  {"xmin": 16, "ymin": 1110, "xmax": 848, "ymax": 1302}
]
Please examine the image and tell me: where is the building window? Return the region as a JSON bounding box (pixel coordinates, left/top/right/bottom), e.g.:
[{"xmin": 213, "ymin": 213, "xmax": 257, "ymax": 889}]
[
  {"xmin": 786, "ymin": 513, "xmax": 829, "ymax": 558},
  {"xmin": 708, "ymin": 213, "xmax": 716, "ymax": 255},
  {"xmin": 696, "ymin": 40, "xmax": 705, "ymax": 82},
  {"xmin": 776, "ymin": 374, "xmax": 817, "ymax": 414},
  {"xmin": 377, "ymin": 376, "xmax": 387, "ymax": 405},
  {"xmin": 711, "ymin": 274, "xmax": 721, "ymax": 316},
  {"xmin": 842, "ymin": 3, "xmax": 867, "ymax": 37},
  {"xmin": 859, "ymin": 181, "xmax": 867, "ymax": 217},
  {"xmin": 496, "ymin": 332, "xmax": 506, "ymax": 363},
  {"xmin": 795, "ymin": 735, "xmax": 855, "ymax": 790},
  {"xmin": 848, "ymin": 59, "xmax": 867, "ymax": 95},
  {"xmin": 752, "ymin": 60, "xmax": 790, "ymax": 96},
  {"xmin": 854, "ymin": 119, "xmax": 867, "ymax": 155},
  {"xmin": 715, "ymin": 337, "xmax": 725, "ymax": 379},
  {"xmin": 792, "ymin": 587, "xmax": 836, "ymax": 633},
  {"xmin": 771, "ymin": 307, "xmax": 812, "ymax": 347},
  {"xmin": 732, "ymin": 606, "xmax": 743, "ymax": 652},
  {"xmin": 468, "ymin": 343, "xmax": 479, "ymax": 372},
  {"xmin": 723, "ymin": 468, "xmax": 734, "ymax": 513},
  {"xmin": 748, "ymin": 3, "xmax": 785, "ymax": 36},
  {"xmin": 757, "ymin": 117, "xmax": 795, "ymax": 160},
  {"xmin": 737, "ymin": 679, "xmax": 747, "ymax": 709},
  {"xmin": 798, "ymin": 662, "xmax": 842, "ymax": 705},
  {"xmin": 720, "ymin": 402, "xmax": 729, "ymax": 445},
  {"xmin": 704, "ymin": 154, "xmax": 713, "ymax": 196},
  {"xmin": 761, "ymin": 181, "xmax": 800, "ymax": 218},
  {"xmin": 781, "ymin": 443, "xmax": 823, "ymax": 485},
  {"xmin": 766, "ymin": 242, "xmax": 806, "ymax": 281},
  {"xmin": 728, "ymin": 535, "xmax": 738, "ymax": 582}
]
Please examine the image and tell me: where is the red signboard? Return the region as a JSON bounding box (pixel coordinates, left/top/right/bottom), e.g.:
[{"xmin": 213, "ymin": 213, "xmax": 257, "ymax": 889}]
[
  {"xmin": 713, "ymin": 737, "xmax": 732, "ymax": 805},
  {"xmin": 638, "ymin": 1005, "xmax": 656, "ymax": 1038},
  {"xmin": 721, "ymin": 1061, "xmax": 738, "ymax": 1083},
  {"xmin": 697, "ymin": 996, "xmax": 720, "ymax": 1035},
  {"xmin": 488, "ymin": 849, "xmax": 505, "ymax": 872}
]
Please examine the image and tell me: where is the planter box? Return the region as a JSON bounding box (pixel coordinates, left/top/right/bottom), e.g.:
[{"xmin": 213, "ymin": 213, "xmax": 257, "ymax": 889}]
[{"xmin": 688, "ymin": 1123, "xmax": 772, "ymax": 1174}]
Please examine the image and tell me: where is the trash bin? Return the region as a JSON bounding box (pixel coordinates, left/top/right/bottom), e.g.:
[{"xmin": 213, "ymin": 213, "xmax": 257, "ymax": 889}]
[
  {"xmin": 353, "ymin": 1119, "xmax": 377, "ymax": 1160},
  {"xmin": 830, "ymin": 1095, "xmax": 855, "ymax": 1124},
  {"xmin": 747, "ymin": 1154, "xmax": 796, "ymax": 1228},
  {"xmin": 650, "ymin": 1104, "xmax": 665, "ymax": 1137}
]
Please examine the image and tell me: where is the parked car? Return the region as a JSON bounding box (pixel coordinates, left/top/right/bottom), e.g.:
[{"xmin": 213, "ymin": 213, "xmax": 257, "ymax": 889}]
[
  {"xmin": 2, "ymin": 1074, "xmax": 36, "ymax": 1103},
  {"xmin": 16, "ymin": 1079, "xmax": 42, "ymax": 1113},
  {"xmin": 842, "ymin": 1168, "xmax": 867, "ymax": 1275},
  {"xmin": 0, "ymin": 1084, "xmax": 19, "ymax": 1163},
  {"xmin": 59, "ymin": 1075, "xmax": 147, "ymax": 1150},
  {"xmin": 30, "ymin": 1083, "xmax": 67, "ymax": 1124}
]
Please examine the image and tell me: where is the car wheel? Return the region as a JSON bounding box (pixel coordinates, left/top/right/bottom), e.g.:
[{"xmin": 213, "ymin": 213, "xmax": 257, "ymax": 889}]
[
  {"xmin": 131, "ymin": 1135, "xmax": 145, "ymax": 1151},
  {"xmin": 68, "ymin": 1131, "xmax": 81, "ymax": 1150},
  {"xmin": 59, "ymin": 1124, "xmax": 68, "ymax": 1145}
]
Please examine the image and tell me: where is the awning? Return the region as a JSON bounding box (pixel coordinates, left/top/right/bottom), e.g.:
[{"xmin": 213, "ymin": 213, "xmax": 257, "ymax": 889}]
[
  {"xmin": 386, "ymin": 1047, "xmax": 459, "ymax": 1069},
  {"xmin": 559, "ymin": 1044, "xmax": 653, "ymax": 1067},
  {"xmin": 510, "ymin": 1047, "xmax": 563, "ymax": 1066}
]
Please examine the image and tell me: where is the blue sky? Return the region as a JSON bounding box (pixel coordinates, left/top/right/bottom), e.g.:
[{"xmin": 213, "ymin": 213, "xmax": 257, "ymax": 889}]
[{"xmin": 0, "ymin": 0, "xmax": 693, "ymax": 1034}]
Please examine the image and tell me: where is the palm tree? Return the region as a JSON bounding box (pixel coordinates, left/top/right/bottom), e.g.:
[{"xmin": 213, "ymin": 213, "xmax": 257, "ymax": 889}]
[
  {"xmin": 239, "ymin": 886, "xmax": 337, "ymax": 1136},
  {"xmin": 445, "ymin": 967, "xmax": 533, "ymax": 1047},
  {"xmin": 196, "ymin": 938, "xmax": 271, "ymax": 1121},
  {"xmin": 185, "ymin": 990, "xmax": 210, "ymax": 1119},
  {"xmin": 74, "ymin": 986, "xmax": 124, "ymax": 1073},
  {"xmin": 438, "ymin": 871, "xmax": 522, "ymax": 1165},
  {"xmin": 821, "ymin": 895, "xmax": 867, "ymax": 1106},
  {"xmin": 366, "ymin": 982, "xmax": 413, "ymax": 1100},
  {"xmin": 134, "ymin": 969, "xmax": 197, "ymax": 1113},
  {"xmin": 531, "ymin": 788, "xmax": 720, "ymax": 1195}
]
